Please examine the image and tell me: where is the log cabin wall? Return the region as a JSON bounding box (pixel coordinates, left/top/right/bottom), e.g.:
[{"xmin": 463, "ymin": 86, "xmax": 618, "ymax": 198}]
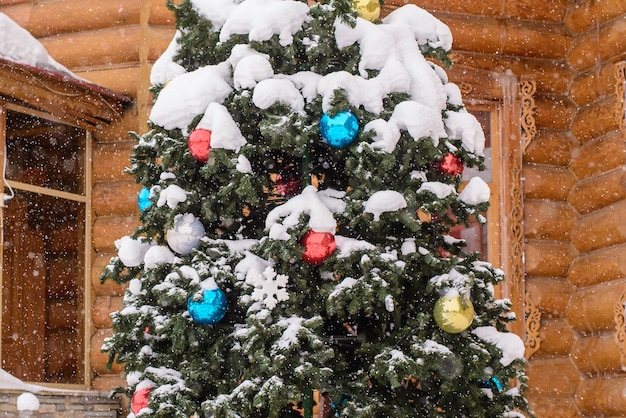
[
  {"xmin": 0, "ymin": 0, "xmax": 177, "ymax": 393},
  {"xmin": 3, "ymin": 0, "xmax": 626, "ymax": 417}
]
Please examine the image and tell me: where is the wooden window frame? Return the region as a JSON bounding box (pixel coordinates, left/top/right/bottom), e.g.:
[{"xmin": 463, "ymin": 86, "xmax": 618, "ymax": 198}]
[
  {"xmin": 447, "ymin": 66, "xmax": 526, "ymax": 339},
  {"xmin": 0, "ymin": 99, "xmax": 93, "ymax": 389}
]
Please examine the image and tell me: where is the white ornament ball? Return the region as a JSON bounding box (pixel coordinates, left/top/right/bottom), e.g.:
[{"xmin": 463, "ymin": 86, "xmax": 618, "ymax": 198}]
[
  {"xmin": 166, "ymin": 213, "xmax": 205, "ymax": 255},
  {"xmin": 115, "ymin": 236, "xmax": 152, "ymax": 267}
]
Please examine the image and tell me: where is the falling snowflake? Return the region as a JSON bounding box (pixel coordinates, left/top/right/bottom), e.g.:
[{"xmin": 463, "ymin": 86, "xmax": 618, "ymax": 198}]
[{"xmin": 247, "ymin": 266, "xmax": 289, "ymax": 309}]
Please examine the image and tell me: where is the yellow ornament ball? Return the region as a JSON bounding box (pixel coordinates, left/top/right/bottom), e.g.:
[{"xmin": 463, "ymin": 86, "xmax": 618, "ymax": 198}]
[
  {"xmin": 353, "ymin": 0, "xmax": 381, "ymax": 22},
  {"xmin": 433, "ymin": 293, "xmax": 475, "ymax": 334}
]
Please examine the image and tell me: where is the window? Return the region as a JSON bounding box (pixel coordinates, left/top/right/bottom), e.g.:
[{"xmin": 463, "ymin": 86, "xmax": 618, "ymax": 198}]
[{"xmin": 0, "ymin": 102, "xmax": 90, "ymax": 385}]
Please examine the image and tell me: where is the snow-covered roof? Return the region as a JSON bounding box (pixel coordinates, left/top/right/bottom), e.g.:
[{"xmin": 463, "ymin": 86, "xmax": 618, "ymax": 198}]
[{"xmin": 0, "ymin": 13, "xmax": 76, "ymax": 79}]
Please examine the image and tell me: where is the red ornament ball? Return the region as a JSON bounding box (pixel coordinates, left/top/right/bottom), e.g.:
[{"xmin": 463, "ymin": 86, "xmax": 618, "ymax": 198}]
[
  {"xmin": 274, "ymin": 173, "xmax": 302, "ymax": 197},
  {"xmin": 437, "ymin": 153, "xmax": 463, "ymax": 177},
  {"xmin": 131, "ymin": 387, "xmax": 152, "ymax": 415},
  {"xmin": 301, "ymin": 230, "xmax": 336, "ymax": 265},
  {"xmin": 188, "ymin": 128, "xmax": 212, "ymax": 162}
]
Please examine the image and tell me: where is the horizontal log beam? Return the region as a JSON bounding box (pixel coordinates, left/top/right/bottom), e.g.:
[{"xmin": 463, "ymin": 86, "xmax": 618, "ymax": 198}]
[
  {"xmin": 92, "ymin": 254, "xmax": 125, "ymax": 298},
  {"xmin": 524, "ymin": 129, "xmax": 577, "ymax": 166},
  {"xmin": 566, "ymin": 278, "xmax": 626, "ymax": 333},
  {"xmin": 577, "ymin": 376, "xmax": 626, "ymax": 416},
  {"xmin": 93, "ymin": 179, "xmax": 141, "ymax": 217},
  {"xmin": 76, "ymin": 66, "xmax": 143, "ymax": 99},
  {"xmin": 91, "ymin": 329, "xmax": 124, "ymax": 375},
  {"xmin": 571, "ymin": 200, "xmax": 626, "ymax": 253},
  {"xmin": 523, "ymin": 199, "xmax": 577, "ymax": 241},
  {"xmin": 570, "ymin": 61, "xmax": 617, "ymax": 107},
  {"xmin": 534, "ymin": 95, "xmax": 576, "ymax": 130},
  {"xmin": 384, "ymin": 0, "xmax": 569, "ymax": 22},
  {"xmin": 526, "ymin": 277, "xmax": 575, "ymax": 319},
  {"xmin": 568, "ymin": 244, "xmax": 626, "ymax": 287},
  {"xmin": 565, "ymin": 0, "xmax": 626, "ymax": 34},
  {"xmin": 535, "ymin": 318, "xmax": 576, "ymax": 357},
  {"xmin": 92, "ymin": 141, "xmax": 134, "ymax": 182},
  {"xmin": 523, "ymin": 164, "xmax": 577, "ymax": 201},
  {"xmin": 568, "ymin": 14, "xmax": 626, "ymax": 72},
  {"xmin": 93, "ymin": 215, "xmax": 140, "ymax": 253},
  {"xmin": 569, "ymin": 168, "xmax": 626, "ymax": 215},
  {"xmin": 525, "ymin": 240, "xmax": 578, "ymax": 277},
  {"xmin": 525, "ymin": 356, "xmax": 582, "ymax": 397},
  {"xmin": 571, "ymin": 96, "xmax": 620, "ymax": 144},
  {"xmin": 571, "ymin": 332, "xmax": 622, "ymax": 376},
  {"xmin": 93, "ymin": 296, "xmax": 124, "ymax": 329},
  {"xmin": 526, "ymin": 394, "xmax": 581, "ymax": 418},
  {"xmin": 452, "ymin": 52, "xmax": 573, "ymax": 96},
  {"xmin": 569, "ymin": 131, "xmax": 626, "ymax": 181}
]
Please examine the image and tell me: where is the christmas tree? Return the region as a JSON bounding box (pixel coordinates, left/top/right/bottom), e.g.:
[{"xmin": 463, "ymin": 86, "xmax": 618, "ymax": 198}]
[{"xmin": 102, "ymin": 0, "xmax": 532, "ymax": 416}]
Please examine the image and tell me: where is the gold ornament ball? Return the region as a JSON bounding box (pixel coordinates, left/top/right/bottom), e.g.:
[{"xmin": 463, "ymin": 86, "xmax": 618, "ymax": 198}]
[
  {"xmin": 433, "ymin": 294, "xmax": 475, "ymax": 334},
  {"xmin": 353, "ymin": 0, "xmax": 381, "ymax": 22}
]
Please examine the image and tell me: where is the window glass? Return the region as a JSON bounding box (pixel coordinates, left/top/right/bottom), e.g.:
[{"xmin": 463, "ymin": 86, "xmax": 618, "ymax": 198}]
[{"xmin": 1, "ymin": 109, "xmax": 86, "ymax": 385}]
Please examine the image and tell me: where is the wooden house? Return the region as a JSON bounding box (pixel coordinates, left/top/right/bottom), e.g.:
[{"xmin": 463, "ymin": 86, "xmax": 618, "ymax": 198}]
[{"xmin": 0, "ymin": 0, "xmax": 625, "ymax": 416}]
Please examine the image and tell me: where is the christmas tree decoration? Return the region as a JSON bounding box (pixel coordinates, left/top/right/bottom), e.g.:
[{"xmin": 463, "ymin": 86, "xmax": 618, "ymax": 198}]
[
  {"xmin": 166, "ymin": 213, "xmax": 205, "ymax": 255},
  {"xmin": 436, "ymin": 152, "xmax": 464, "ymax": 177},
  {"xmin": 433, "ymin": 291, "xmax": 475, "ymax": 334},
  {"xmin": 301, "ymin": 230, "xmax": 336, "ymax": 265},
  {"xmin": 138, "ymin": 187, "xmax": 152, "ymax": 211},
  {"xmin": 102, "ymin": 0, "xmax": 532, "ymax": 416},
  {"xmin": 188, "ymin": 128, "xmax": 212, "ymax": 162},
  {"xmin": 353, "ymin": 0, "xmax": 380, "ymax": 22},
  {"xmin": 188, "ymin": 288, "xmax": 228, "ymax": 325},
  {"xmin": 319, "ymin": 110, "xmax": 359, "ymax": 148},
  {"xmin": 130, "ymin": 387, "xmax": 152, "ymax": 415}
]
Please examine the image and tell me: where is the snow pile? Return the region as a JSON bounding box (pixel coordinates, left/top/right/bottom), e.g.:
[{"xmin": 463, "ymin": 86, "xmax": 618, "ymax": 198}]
[
  {"xmin": 0, "ymin": 13, "xmax": 76, "ymax": 78},
  {"xmin": 16, "ymin": 392, "xmax": 39, "ymax": 412}
]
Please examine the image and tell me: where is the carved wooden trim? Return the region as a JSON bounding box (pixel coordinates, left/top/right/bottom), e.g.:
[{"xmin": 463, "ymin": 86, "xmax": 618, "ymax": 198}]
[
  {"xmin": 524, "ymin": 291, "xmax": 541, "ymax": 358},
  {"xmin": 613, "ymin": 286, "xmax": 626, "ymax": 367},
  {"xmin": 614, "ymin": 61, "xmax": 626, "ymax": 137},
  {"xmin": 519, "ymin": 79, "xmax": 537, "ymax": 154}
]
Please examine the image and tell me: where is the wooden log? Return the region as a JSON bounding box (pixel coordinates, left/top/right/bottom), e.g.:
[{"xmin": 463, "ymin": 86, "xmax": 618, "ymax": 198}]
[
  {"xmin": 523, "ymin": 199, "xmax": 577, "ymax": 241},
  {"xmin": 93, "ymin": 296, "xmax": 124, "ymax": 329},
  {"xmin": 92, "ymin": 253, "xmax": 126, "ymax": 298},
  {"xmin": 93, "ymin": 215, "xmax": 140, "ymax": 254},
  {"xmin": 571, "ymin": 200, "xmax": 626, "ymax": 253},
  {"xmin": 523, "ymin": 164, "xmax": 577, "ymax": 201},
  {"xmin": 526, "ymin": 394, "xmax": 581, "ymax": 418},
  {"xmin": 568, "ymin": 15, "xmax": 626, "ymax": 72},
  {"xmin": 524, "ymin": 129, "xmax": 577, "ymax": 166},
  {"xmin": 92, "ymin": 108, "xmax": 140, "ymax": 143},
  {"xmin": 566, "ymin": 279, "xmax": 626, "ymax": 334},
  {"xmin": 76, "ymin": 66, "xmax": 142, "ymax": 98},
  {"xmin": 149, "ymin": 1, "xmax": 176, "ymax": 26},
  {"xmin": 451, "ymin": 53, "xmax": 574, "ymax": 96},
  {"xmin": 383, "ymin": 0, "xmax": 569, "ymax": 22},
  {"xmin": 39, "ymin": 26, "xmax": 142, "ymax": 71},
  {"xmin": 25, "ymin": 0, "xmax": 141, "ymax": 38},
  {"xmin": 569, "ymin": 168, "xmax": 626, "ymax": 215},
  {"xmin": 93, "ymin": 179, "xmax": 142, "ymax": 217},
  {"xmin": 571, "ymin": 332, "xmax": 622, "ymax": 376},
  {"xmin": 566, "ymin": 0, "xmax": 626, "ymax": 34},
  {"xmin": 525, "ymin": 356, "xmax": 582, "ymax": 397},
  {"xmin": 439, "ymin": 15, "xmax": 570, "ymax": 60},
  {"xmin": 534, "ymin": 95, "xmax": 576, "ymax": 130},
  {"xmin": 92, "ymin": 373, "xmax": 127, "ymax": 392},
  {"xmin": 570, "ymin": 61, "xmax": 617, "ymax": 107},
  {"xmin": 526, "ymin": 277, "xmax": 575, "ymax": 319},
  {"xmin": 147, "ymin": 26, "xmax": 177, "ymax": 63},
  {"xmin": 92, "ymin": 141, "xmax": 134, "ymax": 182},
  {"xmin": 91, "ymin": 328, "xmax": 125, "ymax": 375},
  {"xmin": 569, "ymin": 131, "xmax": 626, "ymax": 181},
  {"xmin": 571, "ymin": 96, "xmax": 620, "ymax": 144},
  {"xmin": 524, "ymin": 240, "xmax": 578, "ymax": 278},
  {"xmin": 577, "ymin": 376, "xmax": 626, "ymax": 416},
  {"xmin": 568, "ymin": 244, "xmax": 626, "ymax": 287},
  {"xmin": 535, "ymin": 318, "xmax": 576, "ymax": 357}
]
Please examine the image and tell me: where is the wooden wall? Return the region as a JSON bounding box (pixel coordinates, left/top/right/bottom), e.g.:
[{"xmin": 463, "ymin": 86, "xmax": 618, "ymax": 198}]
[{"xmin": 4, "ymin": 0, "xmax": 626, "ymax": 416}]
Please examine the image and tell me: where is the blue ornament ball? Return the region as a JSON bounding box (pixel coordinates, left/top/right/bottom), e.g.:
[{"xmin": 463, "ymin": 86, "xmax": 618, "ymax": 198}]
[
  {"xmin": 137, "ymin": 187, "xmax": 151, "ymax": 211},
  {"xmin": 320, "ymin": 110, "xmax": 359, "ymax": 148},
  {"xmin": 187, "ymin": 288, "xmax": 227, "ymax": 325}
]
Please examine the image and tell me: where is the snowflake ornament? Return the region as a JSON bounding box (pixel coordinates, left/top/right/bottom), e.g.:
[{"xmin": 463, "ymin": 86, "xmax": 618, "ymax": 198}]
[{"xmin": 247, "ymin": 266, "xmax": 290, "ymax": 310}]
